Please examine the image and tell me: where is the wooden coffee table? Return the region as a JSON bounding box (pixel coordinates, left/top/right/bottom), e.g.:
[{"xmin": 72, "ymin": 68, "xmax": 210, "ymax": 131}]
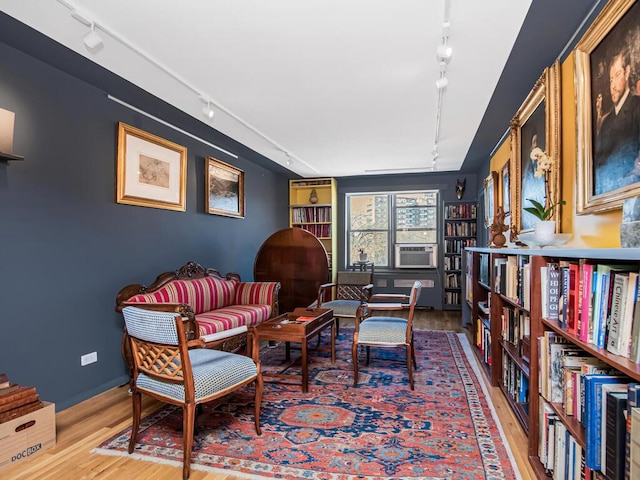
[{"xmin": 255, "ymin": 307, "xmax": 335, "ymax": 393}]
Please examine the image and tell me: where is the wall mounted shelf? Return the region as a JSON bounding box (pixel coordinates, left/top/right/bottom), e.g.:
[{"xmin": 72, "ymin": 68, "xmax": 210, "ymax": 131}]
[{"xmin": 0, "ymin": 152, "xmax": 24, "ymax": 163}]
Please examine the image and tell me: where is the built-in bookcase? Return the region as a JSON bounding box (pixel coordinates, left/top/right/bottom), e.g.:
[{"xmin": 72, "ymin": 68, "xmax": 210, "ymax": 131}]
[
  {"xmin": 467, "ymin": 247, "xmax": 640, "ymax": 479},
  {"xmin": 289, "ymin": 178, "xmax": 337, "ymax": 280},
  {"xmin": 443, "ymin": 201, "xmax": 477, "ymax": 310}
]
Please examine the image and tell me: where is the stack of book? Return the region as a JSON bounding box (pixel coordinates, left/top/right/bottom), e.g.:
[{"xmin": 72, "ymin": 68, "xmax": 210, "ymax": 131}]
[{"xmin": 0, "ymin": 373, "xmax": 42, "ymax": 423}]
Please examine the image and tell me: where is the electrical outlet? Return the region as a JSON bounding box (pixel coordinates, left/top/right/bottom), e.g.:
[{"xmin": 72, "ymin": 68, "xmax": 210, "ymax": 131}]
[{"xmin": 81, "ymin": 351, "xmax": 97, "ymax": 366}]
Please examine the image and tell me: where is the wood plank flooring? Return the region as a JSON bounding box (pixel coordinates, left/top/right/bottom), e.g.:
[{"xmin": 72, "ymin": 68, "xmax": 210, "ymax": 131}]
[{"xmin": 3, "ymin": 309, "xmax": 536, "ymax": 479}]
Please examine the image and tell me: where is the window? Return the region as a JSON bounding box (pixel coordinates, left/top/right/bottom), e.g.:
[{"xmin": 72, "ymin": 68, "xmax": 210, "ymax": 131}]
[{"xmin": 347, "ymin": 190, "xmax": 438, "ymax": 268}]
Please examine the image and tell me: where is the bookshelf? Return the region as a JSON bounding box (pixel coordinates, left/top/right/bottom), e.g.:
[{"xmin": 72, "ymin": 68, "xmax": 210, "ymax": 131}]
[
  {"xmin": 289, "ymin": 178, "xmax": 337, "ymax": 280},
  {"xmin": 466, "ymin": 246, "xmax": 640, "ymax": 479},
  {"xmin": 443, "ymin": 201, "xmax": 477, "ymax": 310}
]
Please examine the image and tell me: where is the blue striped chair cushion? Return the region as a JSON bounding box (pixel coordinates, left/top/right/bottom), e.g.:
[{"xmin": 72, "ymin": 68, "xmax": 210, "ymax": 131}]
[
  {"xmin": 136, "ymin": 348, "xmax": 257, "ymax": 402},
  {"xmin": 358, "ymin": 317, "xmax": 409, "ymax": 344},
  {"xmin": 318, "ymin": 299, "xmax": 360, "ymax": 317}
]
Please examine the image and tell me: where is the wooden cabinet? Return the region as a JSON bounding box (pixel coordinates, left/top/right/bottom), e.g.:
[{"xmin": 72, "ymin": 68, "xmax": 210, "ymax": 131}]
[
  {"xmin": 289, "ymin": 178, "xmax": 337, "ymax": 280},
  {"xmin": 442, "ymin": 202, "xmax": 477, "ymax": 309},
  {"xmin": 467, "ymin": 246, "xmax": 640, "ymax": 479}
]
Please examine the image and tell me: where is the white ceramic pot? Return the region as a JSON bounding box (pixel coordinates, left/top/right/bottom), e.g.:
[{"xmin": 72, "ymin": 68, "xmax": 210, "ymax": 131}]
[{"xmin": 534, "ymin": 220, "xmax": 555, "ymax": 242}]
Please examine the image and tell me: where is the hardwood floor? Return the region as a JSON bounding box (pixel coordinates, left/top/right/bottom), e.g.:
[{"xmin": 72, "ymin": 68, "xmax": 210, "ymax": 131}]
[{"xmin": 3, "ymin": 310, "xmax": 536, "ymax": 479}]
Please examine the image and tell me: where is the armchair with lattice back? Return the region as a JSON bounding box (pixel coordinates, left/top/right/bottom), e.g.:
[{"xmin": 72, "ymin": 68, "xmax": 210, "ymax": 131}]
[{"xmin": 315, "ymin": 270, "xmax": 374, "ymax": 334}]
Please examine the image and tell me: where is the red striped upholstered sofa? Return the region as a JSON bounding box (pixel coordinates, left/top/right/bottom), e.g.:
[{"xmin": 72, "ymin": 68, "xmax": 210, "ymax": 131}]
[{"xmin": 116, "ymin": 261, "xmax": 280, "ymax": 373}]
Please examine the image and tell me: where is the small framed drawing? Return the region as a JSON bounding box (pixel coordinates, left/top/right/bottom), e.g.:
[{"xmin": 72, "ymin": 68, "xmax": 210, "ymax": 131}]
[
  {"xmin": 483, "ymin": 171, "xmax": 498, "ymax": 228},
  {"xmin": 116, "ymin": 122, "xmax": 187, "ymax": 211},
  {"xmin": 206, "ymin": 157, "xmax": 245, "ymax": 218},
  {"xmin": 501, "ymin": 160, "xmax": 511, "ymax": 215}
]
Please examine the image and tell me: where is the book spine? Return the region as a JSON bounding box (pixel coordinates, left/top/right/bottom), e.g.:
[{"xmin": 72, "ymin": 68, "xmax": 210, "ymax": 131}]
[
  {"xmin": 605, "ymin": 392, "xmax": 627, "ymax": 480},
  {"xmin": 606, "ymin": 274, "xmax": 627, "ymax": 355},
  {"xmin": 581, "ymin": 264, "xmax": 593, "ymax": 343},
  {"xmin": 0, "ymin": 386, "xmax": 37, "ymax": 407},
  {"xmin": 548, "ymin": 263, "xmax": 560, "ymax": 321},
  {"xmin": 626, "ymin": 384, "xmax": 640, "ymax": 480}
]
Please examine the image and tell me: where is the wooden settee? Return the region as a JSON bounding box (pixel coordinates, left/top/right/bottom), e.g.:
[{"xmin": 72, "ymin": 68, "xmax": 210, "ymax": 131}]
[{"xmin": 115, "ymin": 261, "xmax": 281, "ymax": 374}]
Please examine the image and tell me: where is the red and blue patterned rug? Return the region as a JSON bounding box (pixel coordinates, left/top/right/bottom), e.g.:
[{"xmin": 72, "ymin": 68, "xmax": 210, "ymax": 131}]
[{"xmin": 94, "ymin": 329, "xmax": 520, "ymax": 479}]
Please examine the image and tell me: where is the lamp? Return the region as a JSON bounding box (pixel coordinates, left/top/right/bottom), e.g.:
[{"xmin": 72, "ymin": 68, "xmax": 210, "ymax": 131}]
[
  {"xmin": 202, "ymin": 101, "xmax": 214, "ymax": 119},
  {"xmin": 83, "ymin": 23, "xmax": 103, "ymax": 50}
]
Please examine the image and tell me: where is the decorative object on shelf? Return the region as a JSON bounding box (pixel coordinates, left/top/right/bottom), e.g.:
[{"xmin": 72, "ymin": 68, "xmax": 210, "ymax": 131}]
[
  {"xmin": 358, "ymin": 248, "xmax": 368, "ymax": 262},
  {"xmin": 206, "ymin": 157, "xmax": 245, "ymax": 218},
  {"xmin": 309, "ymin": 188, "xmax": 318, "ymax": 204},
  {"xmin": 116, "ymin": 122, "xmax": 187, "ymax": 212},
  {"xmin": 455, "ymin": 178, "xmax": 466, "ymax": 199},
  {"xmin": 511, "ymin": 61, "xmax": 561, "ymax": 236},
  {"xmin": 489, "ymin": 206, "xmax": 509, "ymax": 248},
  {"xmin": 524, "ymin": 196, "xmax": 566, "ymax": 242},
  {"xmin": 0, "ymin": 107, "xmax": 24, "ymax": 163},
  {"xmin": 575, "ymin": 0, "xmax": 640, "ymax": 214},
  {"xmin": 621, "ymin": 195, "xmax": 640, "ymax": 247},
  {"xmin": 516, "ymin": 232, "xmax": 572, "ymax": 248}
]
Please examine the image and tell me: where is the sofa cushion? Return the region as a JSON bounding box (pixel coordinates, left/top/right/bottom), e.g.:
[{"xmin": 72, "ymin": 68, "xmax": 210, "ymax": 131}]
[
  {"xmin": 234, "ymin": 281, "xmax": 279, "ymax": 306},
  {"xmin": 127, "ymin": 277, "xmax": 238, "ymax": 314},
  {"xmin": 196, "ymin": 305, "xmax": 272, "ymax": 336}
]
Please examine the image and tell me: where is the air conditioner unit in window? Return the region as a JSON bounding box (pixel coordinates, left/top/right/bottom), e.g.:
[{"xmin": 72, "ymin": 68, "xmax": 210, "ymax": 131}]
[{"xmin": 395, "ymin": 244, "xmax": 437, "ymax": 269}]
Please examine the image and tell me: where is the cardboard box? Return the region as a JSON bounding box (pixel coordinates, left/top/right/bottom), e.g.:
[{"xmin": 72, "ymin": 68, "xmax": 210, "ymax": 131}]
[{"xmin": 0, "ymin": 402, "xmax": 55, "ymax": 470}]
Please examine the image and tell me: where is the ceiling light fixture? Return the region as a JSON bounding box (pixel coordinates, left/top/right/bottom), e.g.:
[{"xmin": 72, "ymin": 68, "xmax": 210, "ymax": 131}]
[
  {"xmin": 83, "ymin": 22, "xmax": 103, "ymax": 50},
  {"xmin": 202, "ymin": 101, "xmax": 214, "ymax": 119},
  {"xmin": 285, "ymin": 152, "xmax": 294, "ymax": 166},
  {"xmin": 436, "ymin": 44, "xmax": 453, "ymax": 61},
  {"xmin": 435, "ymin": 77, "xmax": 448, "ymax": 90}
]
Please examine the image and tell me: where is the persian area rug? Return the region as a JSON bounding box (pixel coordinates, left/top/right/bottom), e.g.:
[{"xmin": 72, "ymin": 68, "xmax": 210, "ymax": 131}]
[{"xmin": 93, "ymin": 330, "xmax": 521, "ymax": 479}]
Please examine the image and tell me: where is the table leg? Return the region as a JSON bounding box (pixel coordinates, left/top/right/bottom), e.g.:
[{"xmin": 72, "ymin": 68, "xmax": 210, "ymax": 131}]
[
  {"xmin": 285, "ymin": 341, "xmax": 291, "ymax": 361},
  {"xmin": 301, "ymin": 338, "xmax": 308, "ymax": 393}
]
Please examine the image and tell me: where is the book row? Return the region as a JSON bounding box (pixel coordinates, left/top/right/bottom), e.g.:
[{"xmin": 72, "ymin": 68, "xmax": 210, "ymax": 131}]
[
  {"xmin": 444, "ymin": 203, "xmax": 477, "ymax": 219},
  {"xmin": 291, "ymin": 206, "xmax": 331, "ymax": 223},
  {"xmin": 444, "ymin": 222, "xmax": 477, "ymax": 237}
]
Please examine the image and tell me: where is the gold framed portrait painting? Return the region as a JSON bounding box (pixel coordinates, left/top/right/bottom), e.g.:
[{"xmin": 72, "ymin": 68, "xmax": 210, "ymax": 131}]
[
  {"xmin": 116, "ymin": 122, "xmax": 187, "ymax": 211},
  {"xmin": 510, "ymin": 61, "xmax": 561, "ymax": 235},
  {"xmin": 206, "ymin": 157, "xmax": 245, "ymax": 218},
  {"xmin": 483, "ymin": 171, "xmax": 498, "ymax": 228},
  {"xmin": 575, "ymin": 0, "xmax": 640, "ymax": 214}
]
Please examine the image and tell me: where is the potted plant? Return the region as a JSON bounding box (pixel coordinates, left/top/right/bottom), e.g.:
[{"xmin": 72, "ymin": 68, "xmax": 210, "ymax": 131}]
[
  {"xmin": 525, "ymin": 148, "xmax": 566, "ymax": 241},
  {"xmin": 358, "ymin": 248, "xmax": 368, "ymax": 262}
]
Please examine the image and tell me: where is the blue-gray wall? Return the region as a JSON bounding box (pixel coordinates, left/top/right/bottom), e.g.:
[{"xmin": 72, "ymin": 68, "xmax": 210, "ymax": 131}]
[
  {"xmin": 337, "ymin": 173, "xmax": 479, "ymax": 309},
  {"xmin": 0, "ymin": 16, "xmax": 290, "ymax": 411}
]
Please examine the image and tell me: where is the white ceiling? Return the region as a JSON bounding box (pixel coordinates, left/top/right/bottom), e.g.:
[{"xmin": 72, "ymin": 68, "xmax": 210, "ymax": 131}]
[{"xmin": 0, "ymin": 0, "xmax": 533, "ymax": 177}]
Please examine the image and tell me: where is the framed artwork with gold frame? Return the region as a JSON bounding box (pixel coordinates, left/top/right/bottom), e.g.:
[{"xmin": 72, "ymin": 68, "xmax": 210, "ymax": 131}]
[
  {"xmin": 206, "ymin": 157, "xmax": 245, "ymax": 218},
  {"xmin": 501, "ymin": 160, "xmax": 511, "ymax": 215},
  {"xmin": 510, "ymin": 61, "xmax": 561, "ymax": 236},
  {"xmin": 116, "ymin": 122, "xmax": 187, "ymax": 211},
  {"xmin": 575, "ymin": 0, "xmax": 640, "ymax": 214}
]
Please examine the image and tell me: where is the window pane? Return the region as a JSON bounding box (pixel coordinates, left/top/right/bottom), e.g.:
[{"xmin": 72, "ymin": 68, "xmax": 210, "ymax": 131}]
[
  {"xmin": 396, "ymin": 207, "xmax": 437, "ymax": 229},
  {"xmin": 349, "ymin": 232, "xmax": 388, "ymax": 266},
  {"xmin": 397, "ymin": 230, "xmax": 437, "ymax": 243},
  {"xmin": 396, "ymin": 192, "xmax": 437, "ymax": 206},
  {"xmin": 349, "ymin": 195, "xmax": 388, "ymax": 229}
]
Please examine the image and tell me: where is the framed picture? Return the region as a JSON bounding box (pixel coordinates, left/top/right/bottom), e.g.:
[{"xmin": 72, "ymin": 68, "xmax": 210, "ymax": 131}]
[
  {"xmin": 501, "ymin": 160, "xmax": 511, "ymax": 215},
  {"xmin": 483, "ymin": 171, "xmax": 498, "ymax": 228},
  {"xmin": 575, "ymin": 0, "xmax": 640, "ymax": 214},
  {"xmin": 116, "ymin": 122, "xmax": 187, "ymax": 211},
  {"xmin": 206, "ymin": 157, "xmax": 245, "ymax": 218},
  {"xmin": 510, "ymin": 61, "xmax": 561, "ymax": 235}
]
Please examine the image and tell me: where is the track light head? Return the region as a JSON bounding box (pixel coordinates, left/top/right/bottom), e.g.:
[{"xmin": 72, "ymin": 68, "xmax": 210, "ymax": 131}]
[
  {"xmin": 202, "ymin": 102, "xmax": 214, "ymax": 119},
  {"xmin": 83, "ymin": 23, "xmax": 103, "ymax": 50},
  {"xmin": 436, "ymin": 77, "xmax": 448, "ymax": 90},
  {"xmin": 436, "ymin": 44, "xmax": 453, "ymax": 61}
]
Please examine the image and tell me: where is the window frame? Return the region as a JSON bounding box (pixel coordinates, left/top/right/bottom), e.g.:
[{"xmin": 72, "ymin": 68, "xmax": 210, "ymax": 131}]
[{"xmin": 346, "ymin": 190, "xmax": 439, "ymax": 269}]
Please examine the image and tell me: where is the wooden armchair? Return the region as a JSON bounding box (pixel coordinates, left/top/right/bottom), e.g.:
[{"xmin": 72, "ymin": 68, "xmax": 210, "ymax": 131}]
[
  {"xmin": 316, "ymin": 271, "xmax": 374, "ymax": 334},
  {"xmin": 122, "ymin": 306, "xmax": 263, "ymax": 480},
  {"xmin": 352, "ymin": 281, "xmax": 422, "ymax": 389}
]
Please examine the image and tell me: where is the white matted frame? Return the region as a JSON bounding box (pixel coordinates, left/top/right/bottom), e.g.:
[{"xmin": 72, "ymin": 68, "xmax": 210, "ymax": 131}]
[
  {"xmin": 116, "ymin": 122, "xmax": 187, "ymax": 211},
  {"xmin": 206, "ymin": 157, "xmax": 245, "ymax": 218}
]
